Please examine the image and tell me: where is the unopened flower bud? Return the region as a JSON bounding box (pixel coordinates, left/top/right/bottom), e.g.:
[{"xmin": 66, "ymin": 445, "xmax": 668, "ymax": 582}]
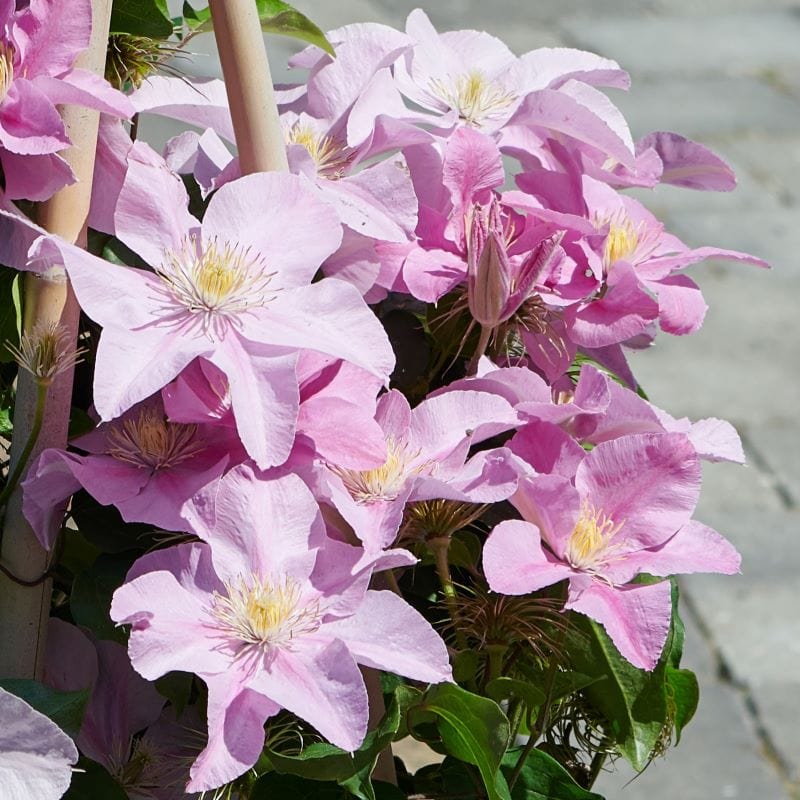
[{"xmin": 467, "ymin": 201, "xmax": 512, "ymax": 329}]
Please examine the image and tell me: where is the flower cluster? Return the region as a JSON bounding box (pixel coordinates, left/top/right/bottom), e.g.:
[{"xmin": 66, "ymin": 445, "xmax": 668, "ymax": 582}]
[{"xmin": 0, "ymin": 5, "xmax": 766, "ymax": 798}]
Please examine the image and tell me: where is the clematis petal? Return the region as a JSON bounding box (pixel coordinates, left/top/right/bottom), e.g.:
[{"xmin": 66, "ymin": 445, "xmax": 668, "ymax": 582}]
[
  {"xmin": 483, "ymin": 519, "xmax": 574, "ymax": 595},
  {"xmin": 183, "ymin": 467, "xmax": 320, "ymax": 586},
  {"xmin": 188, "ymin": 679, "xmax": 279, "ymax": 792},
  {"xmin": 202, "ymin": 172, "xmax": 342, "ymax": 288},
  {"xmin": 576, "ymin": 433, "xmax": 701, "ymax": 550},
  {"xmin": 566, "ymin": 578, "xmax": 672, "ymax": 671},
  {"xmin": 0, "ymin": 80, "xmax": 67, "ymax": 154},
  {"xmin": 0, "ymin": 687, "xmax": 78, "ymax": 800},
  {"xmin": 605, "ymin": 520, "xmax": 741, "ymax": 585},
  {"xmin": 322, "ymin": 590, "xmax": 452, "ymax": 683},
  {"xmin": 210, "ymin": 339, "xmax": 299, "ymax": 470},
  {"xmin": 252, "ymin": 639, "xmax": 369, "ymax": 752}
]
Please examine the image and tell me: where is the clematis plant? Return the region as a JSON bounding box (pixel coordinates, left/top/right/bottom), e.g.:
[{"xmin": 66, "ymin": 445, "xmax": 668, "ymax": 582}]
[{"xmin": 0, "ymin": 2, "xmax": 768, "ymax": 799}]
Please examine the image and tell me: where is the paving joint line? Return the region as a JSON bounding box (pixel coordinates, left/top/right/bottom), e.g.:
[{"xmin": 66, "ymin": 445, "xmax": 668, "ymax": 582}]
[
  {"xmin": 680, "ymin": 585, "xmax": 799, "ymax": 797},
  {"xmin": 740, "ymin": 430, "xmax": 797, "ymax": 510}
]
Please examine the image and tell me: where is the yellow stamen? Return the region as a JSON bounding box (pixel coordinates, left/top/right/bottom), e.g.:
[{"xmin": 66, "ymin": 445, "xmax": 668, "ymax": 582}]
[
  {"xmin": 210, "ymin": 574, "xmax": 321, "ymax": 655},
  {"xmin": 430, "ymin": 70, "xmax": 516, "ymax": 126},
  {"xmin": 286, "ymin": 124, "xmax": 353, "ymax": 179},
  {"xmin": 157, "ymin": 236, "xmax": 277, "ymax": 336},
  {"xmin": 565, "ymin": 502, "xmax": 624, "ymax": 576},
  {"xmin": 0, "ymin": 42, "xmax": 14, "ymax": 103},
  {"xmin": 329, "ymin": 437, "xmax": 432, "ymax": 504},
  {"xmin": 106, "ymin": 408, "xmax": 204, "ymax": 470}
]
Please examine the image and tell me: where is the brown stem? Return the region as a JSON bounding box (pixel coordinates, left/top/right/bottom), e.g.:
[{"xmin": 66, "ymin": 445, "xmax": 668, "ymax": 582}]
[
  {"xmin": 362, "ymin": 667, "xmax": 398, "ymax": 785},
  {"xmin": 0, "ymin": 0, "xmax": 112, "ymax": 679},
  {"xmin": 208, "ymin": 0, "xmax": 289, "ymax": 175}
]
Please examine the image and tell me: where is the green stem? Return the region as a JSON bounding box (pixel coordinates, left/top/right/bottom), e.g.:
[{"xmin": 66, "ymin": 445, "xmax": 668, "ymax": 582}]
[
  {"xmin": 587, "ymin": 750, "xmax": 607, "ymax": 788},
  {"xmin": 466, "ymin": 325, "xmax": 492, "ymax": 376},
  {"xmin": 0, "ymin": 381, "xmax": 48, "ymax": 512},
  {"xmin": 508, "ymin": 625, "xmax": 567, "ymax": 791},
  {"xmin": 428, "ymin": 536, "xmax": 468, "ymax": 651},
  {"xmin": 485, "ymin": 643, "xmax": 508, "ymax": 684}
]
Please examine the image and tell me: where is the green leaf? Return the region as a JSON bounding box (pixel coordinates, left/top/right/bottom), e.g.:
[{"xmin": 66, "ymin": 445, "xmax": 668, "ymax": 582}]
[
  {"xmin": 486, "ymin": 677, "xmax": 546, "ymax": 712},
  {"xmin": 265, "ymin": 684, "xmax": 408, "ymax": 800},
  {"xmin": 0, "ymin": 406, "xmax": 12, "ymax": 437},
  {"xmin": 501, "ymin": 748, "xmax": 605, "ymax": 800},
  {"xmin": 410, "ymin": 683, "xmax": 512, "ymax": 800},
  {"xmin": 568, "ymin": 615, "xmax": 668, "ymax": 771},
  {"xmin": 71, "ymin": 553, "xmax": 131, "ymax": 643},
  {"xmin": 0, "ymin": 680, "xmax": 89, "ymax": 740},
  {"xmin": 110, "ymin": 0, "xmax": 173, "ymax": 37},
  {"xmin": 70, "ymin": 490, "xmax": 151, "ymax": 554},
  {"xmin": 0, "ymin": 269, "xmax": 21, "ymax": 362},
  {"xmin": 155, "ymin": 671, "xmax": 194, "ymax": 717},
  {"xmin": 256, "ymin": 0, "xmax": 334, "ymax": 55},
  {"xmin": 666, "ymin": 667, "xmax": 698, "ymax": 744},
  {"xmin": 64, "ymin": 759, "xmax": 129, "ymax": 799},
  {"xmin": 182, "ymin": 1, "xmax": 211, "ymax": 29}
]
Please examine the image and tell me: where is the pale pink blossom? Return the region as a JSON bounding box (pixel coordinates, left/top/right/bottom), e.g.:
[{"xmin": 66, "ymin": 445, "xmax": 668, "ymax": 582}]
[
  {"xmin": 112, "ymin": 467, "xmax": 452, "ymax": 792},
  {"xmin": 483, "ymin": 432, "xmax": 740, "ymax": 669}
]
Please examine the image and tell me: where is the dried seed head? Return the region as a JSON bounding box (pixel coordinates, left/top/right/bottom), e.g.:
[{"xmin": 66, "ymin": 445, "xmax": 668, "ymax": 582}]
[
  {"xmin": 400, "ymin": 499, "xmax": 488, "ymax": 544},
  {"xmin": 105, "ymin": 33, "xmax": 183, "ymax": 90},
  {"xmin": 6, "ymin": 322, "xmax": 85, "ymax": 386}
]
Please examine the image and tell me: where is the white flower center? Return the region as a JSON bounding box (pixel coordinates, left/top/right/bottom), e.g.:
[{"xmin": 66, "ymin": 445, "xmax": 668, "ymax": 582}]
[
  {"xmin": 156, "ymin": 235, "xmax": 277, "ymax": 336},
  {"xmin": 430, "ymin": 70, "xmax": 516, "ymax": 126},
  {"xmin": 564, "ymin": 502, "xmax": 624, "ymax": 578},
  {"xmin": 106, "ymin": 408, "xmax": 204, "ymax": 470},
  {"xmin": 329, "ymin": 437, "xmax": 432, "ymax": 504},
  {"xmin": 210, "ymin": 574, "xmax": 322, "ymax": 657},
  {"xmin": 286, "ymin": 123, "xmax": 354, "ymax": 179},
  {"xmin": 0, "ymin": 42, "xmax": 14, "ymax": 103}
]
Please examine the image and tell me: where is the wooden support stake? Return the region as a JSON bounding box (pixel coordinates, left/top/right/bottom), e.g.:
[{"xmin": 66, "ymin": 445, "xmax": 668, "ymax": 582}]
[
  {"xmin": 208, "ymin": 0, "xmax": 289, "ymax": 174},
  {"xmin": 0, "ymin": 0, "xmax": 113, "ymax": 679}
]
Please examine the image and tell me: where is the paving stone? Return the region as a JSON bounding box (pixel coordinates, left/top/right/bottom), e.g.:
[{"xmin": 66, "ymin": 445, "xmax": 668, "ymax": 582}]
[
  {"xmin": 682, "ymin": 513, "xmax": 800, "ymax": 786},
  {"xmin": 561, "ymin": 11, "xmax": 800, "ymax": 78},
  {"xmin": 607, "ymin": 76, "xmax": 800, "ymax": 140},
  {"xmin": 746, "ymin": 425, "xmax": 800, "ymax": 507},
  {"xmin": 721, "ymin": 134, "xmax": 800, "ymax": 206}
]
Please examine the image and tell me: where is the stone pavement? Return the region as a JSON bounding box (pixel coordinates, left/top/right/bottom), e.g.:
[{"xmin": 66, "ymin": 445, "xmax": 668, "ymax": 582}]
[{"xmin": 162, "ymin": 2, "xmax": 800, "ymax": 796}]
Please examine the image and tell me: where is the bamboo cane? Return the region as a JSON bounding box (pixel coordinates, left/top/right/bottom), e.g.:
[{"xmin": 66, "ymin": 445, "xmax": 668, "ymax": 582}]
[
  {"xmin": 0, "ymin": 0, "xmax": 113, "ymax": 679},
  {"xmin": 208, "ymin": 0, "xmax": 289, "ymax": 174}
]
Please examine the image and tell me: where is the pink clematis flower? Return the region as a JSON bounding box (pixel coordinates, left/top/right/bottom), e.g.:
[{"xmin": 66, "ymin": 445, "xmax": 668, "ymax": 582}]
[
  {"xmin": 34, "ymin": 142, "xmax": 394, "ymax": 469},
  {"xmin": 394, "ymin": 9, "xmax": 628, "ymax": 135},
  {"xmin": 111, "ymin": 467, "xmax": 452, "ymax": 792},
  {"xmin": 164, "ymin": 352, "xmax": 387, "ymax": 472},
  {"xmin": 308, "ymin": 387, "xmax": 521, "ymax": 557},
  {"xmin": 0, "ymin": 686, "xmax": 78, "ymax": 799},
  {"xmin": 0, "ymin": 0, "xmax": 133, "ymax": 199},
  {"xmin": 22, "ymin": 394, "xmax": 243, "ymax": 549},
  {"xmin": 483, "ymin": 432, "xmax": 741, "ymax": 670},
  {"xmin": 44, "ymin": 619, "xmax": 171, "ymax": 796}
]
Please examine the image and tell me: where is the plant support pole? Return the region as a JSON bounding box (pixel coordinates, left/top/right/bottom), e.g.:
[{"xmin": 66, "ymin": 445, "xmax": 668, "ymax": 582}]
[
  {"xmin": 208, "ymin": 0, "xmax": 289, "ymax": 174},
  {"xmin": 0, "ymin": 0, "xmax": 113, "ymax": 679}
]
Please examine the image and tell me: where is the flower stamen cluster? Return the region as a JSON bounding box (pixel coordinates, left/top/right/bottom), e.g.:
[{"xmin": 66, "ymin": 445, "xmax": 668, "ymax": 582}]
[
  {"xmin": 596, "ymin": 210, "xmax": 662, "ymax": 269},
  {"xmin": 0, "ymin": 41, "xmax": 13, "ymax": 102},
  {"xmin": 565, "ymin": 501, "xmax": 624, "ymax": 577},
  {"xmin": 106, "ymin": 409, "xmax": 204, "ymax": 470},
  {"xmin": 430, "ymin": 71, "xmax": 516, "ymax": 126},
  {"xmin": 330, "ymin": 437, "xmax": 432, "ymax": 503},
  {"xmin": 286, "ymin": 124, "xmax": 354, "ymax": 179},
  {"xmin": 156, "ymin": 236, "xmax": 277, "ymax": 334},
  {"xmin": 210, "ymin": 574, "xmax": 322, "ymax": 656}
]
